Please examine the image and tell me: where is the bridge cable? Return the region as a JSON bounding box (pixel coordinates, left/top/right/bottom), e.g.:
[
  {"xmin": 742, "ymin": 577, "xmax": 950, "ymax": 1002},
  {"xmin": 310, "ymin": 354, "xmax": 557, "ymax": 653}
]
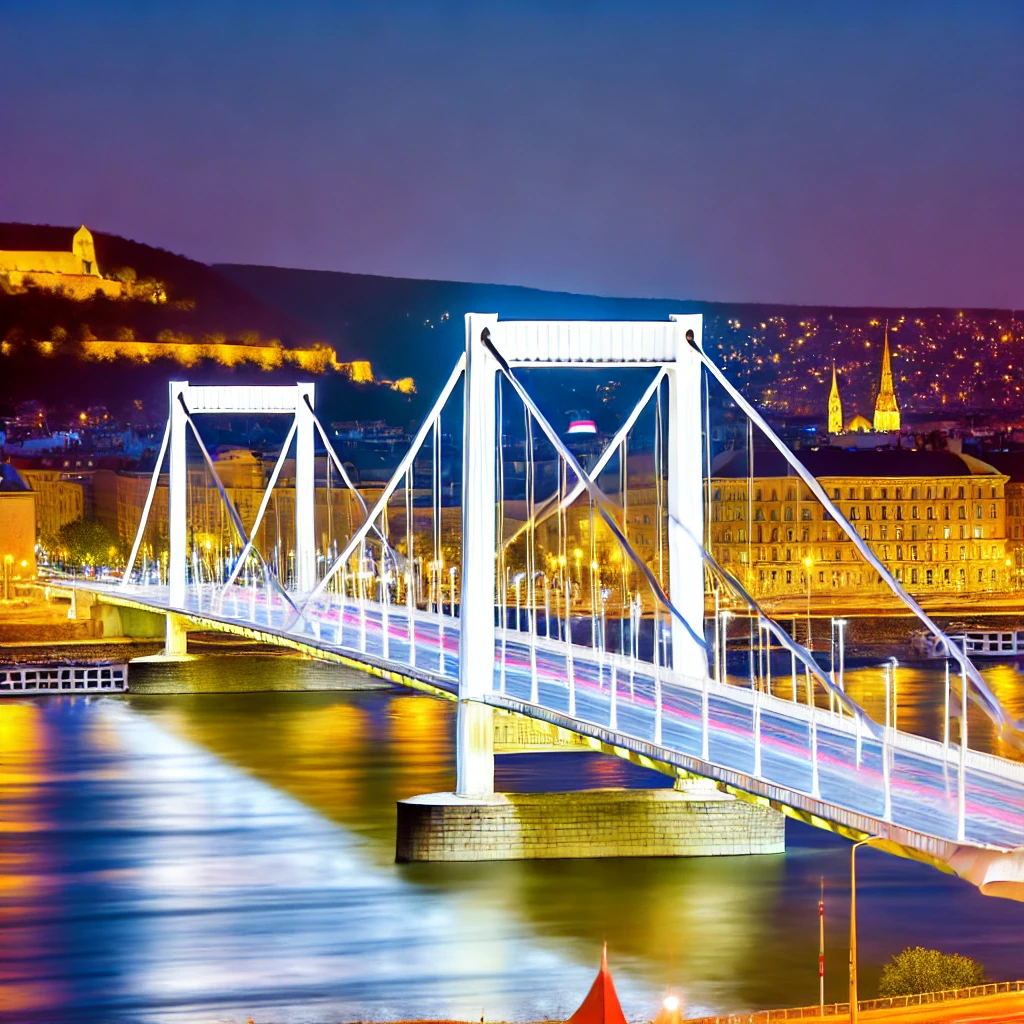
[
  {"xmin": 686, "ymin": 332, "xmax": 1024, "ymax": 747},
  {"xmin": 479, "ymin": 328, "xmax": 709, "ymax": 656}
]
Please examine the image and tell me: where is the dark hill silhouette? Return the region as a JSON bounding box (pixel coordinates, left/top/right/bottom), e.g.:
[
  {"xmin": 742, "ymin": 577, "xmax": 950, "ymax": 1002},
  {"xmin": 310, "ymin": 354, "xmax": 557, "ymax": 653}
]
[{"xmin": 216, "ymin": 263, "xmax": 1024, "ymax": 423}]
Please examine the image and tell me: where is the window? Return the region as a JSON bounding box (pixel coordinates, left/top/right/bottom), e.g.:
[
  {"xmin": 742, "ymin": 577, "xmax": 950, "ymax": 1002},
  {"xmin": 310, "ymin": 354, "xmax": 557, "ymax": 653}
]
[
  {"xmin": 832, "ymin": 488, "xmax": 840, "ymax": 500},
  {"xmin": 880, "ymin": 525, "xmax": 889, "ymax": 540},
  {"xmin": 785, "ymin": 569, "xmax": 792, "ymax": 583},
  {"xmin": 864, "ymin": 487, "xmax": 872, "ymax": 500},
  {"xmin": 911, "ymin": 487, "xmax": 919, "ymax": 500},
  {"xmin": 896, "ymin": 545, "xmax": 903, "ymax": 560},
  {"xmin": 882, "ymin": 545, "xmax": 890, "ymax": 560},
  {"xmin": 990, "ymin": 504, "xmax": 997, "ymax": 519},
  {"xmin": 911, "ymin": 505, "xmax": 919, "ymax": 519},
  {"xmin": 818, "ymin": 571, "xmax": 825, "ymax": 583},
  {"xmin": 862, "ymin": 524, "xmax": 872, "ymax": 539},
  {"xmin": 801, "ymin": 528, "xmax": 809, "ymax": 542},
  {"xmin": 771, "ymin": 528, "xmax": 779, "ymax": 542},
  {"xmin": 755, "ymin": 488, "xmax": 762, "ymax": 501},
  {"xmin": 895, "ymin": 488, "xmax": 903, "ymax": 501},
  {"xmin": 927, "ymin": 487, "xmax": 934, "ymax": 500},
  {"xmin": 911, "ymin": 545, "xmax": 918, "ymax": 560},
  {"xmin": 959, "ymin": 506, "xmax": 967, "ymax": 520},
  {"xmin": 848, "ymin": 488, "xmax": 856, "ymax": 499},
  {"xmin": 712, "ymin": 488, "xmax": 721, "ymax": 501},
  {"xmin": 944, "ymin": 506, "xmax": 950, "ymax": 520},
  {"xmin": 926, "ymin": 568, "xmax": 934, "ymax": 585},
  {"xmin": 835, "ymin": 549, "xmax": 842, "ymax": 561},
  {"xmin": 772, "ymin": 547, "xmax": 779, "ymax": 560},
  {"xmin": 927, "ymin": 507, "xmax": 934, "ymax": 520},
  {"xmin": 958, "ymin": 486, "xmax": 965, "ymax": 499},
  {"xmin": 801, "ymin": 507, "xmax": 812, "ymax": 520},
  {"xmin": 787, "ymin": 530, "xmax": 794, "ymax": 542},
  {"xmin": 895, "ymin": 527, "xmax": 903, "ymax": 540},
  {"xmin": 944, "ymin": 568, "xmax": 951, "ymax": 583},
  {"xmin": 784, "ymin": 507, "xmax": 793, "ymax": 521},
  {"xmin": 738, "ymin": 529, "xmax": 746, "ymax": 542},
  {"xmin": 770, "ymin": 509, "xmax": 779, "ymax": 521},
  {"xmin": 865, "ymin": 507, "xmax": 873, "ymax": 520},
  {"xmin": 881, "ymin": 507, "xmax": 888, "ymax": 520},
  {"xmin": 943, "ymin": 487, "xmax": 950, "ymax": 499},
  {"xmin": 974, "ymin": 504, "xmax": 982, "ymax": 518},
  {"xmin": 882, "ymin": 488, "xmax": 889, "ymax": 500},
  {"xmin": 911, "ymin": 567, "xmax": 918, "ymax": 584},
  {"xmin": 850, "ymin": 507, "xmax": 859, "ymax": 520},
  {"xmin": 960, "ymin": 545, "xmax": 966, "ymax": 560},
  {"xmin": 785, "ymin": 548, "xmax": 792, "ymax": 561},
  {"xmin": 755, "ymin": 509, "xmax": 765, "ymax": 521},
  {"xmin": 911, "ymin": 525, "xmax": 918, "ymax": 540},
  {"xmin": 786, "ymin": 488, "xmax": 795, "ymax": 501},
  {"xmin": 943, "ymin": 526, "xmax": 951, "ymax": 539}
]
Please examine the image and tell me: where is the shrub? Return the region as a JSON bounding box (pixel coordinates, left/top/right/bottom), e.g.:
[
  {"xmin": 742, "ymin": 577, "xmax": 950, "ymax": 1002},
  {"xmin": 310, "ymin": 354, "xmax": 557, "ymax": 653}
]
[{"xmin": 878, "ymin": 946, "xmax": 985, "ymax": 997}]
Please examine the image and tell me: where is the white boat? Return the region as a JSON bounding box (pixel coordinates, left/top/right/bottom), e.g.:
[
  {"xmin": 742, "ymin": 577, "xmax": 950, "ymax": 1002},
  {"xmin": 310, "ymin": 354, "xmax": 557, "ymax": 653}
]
[
  {"xmin": 911, "ymin": 627, "xmax": 1024, "ymax": 660},
  {"xmin": 0, "ymin": 661, "xmax": 128, "ymax": 695}
]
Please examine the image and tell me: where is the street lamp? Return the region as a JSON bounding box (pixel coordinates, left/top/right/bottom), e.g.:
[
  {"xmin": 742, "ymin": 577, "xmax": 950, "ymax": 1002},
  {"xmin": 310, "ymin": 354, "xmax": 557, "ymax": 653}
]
[
  {"xmin": 512, "ymin": 571, "xmax": 526, "ymax": 631},
  {"xmin": 448, "ymin": 566, "xmax": 457, "ymax": 617},
  {"xmin": 849, "ymin": 835, "xmax": 886, "ymax": 1024},
  {"xmin": 802, "ymin": 555, "xmax": 814, "ymax": 650}
]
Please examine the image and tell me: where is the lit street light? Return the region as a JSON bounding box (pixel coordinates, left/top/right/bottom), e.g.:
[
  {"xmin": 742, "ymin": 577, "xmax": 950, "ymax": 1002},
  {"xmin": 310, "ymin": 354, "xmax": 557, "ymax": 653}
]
[{"xmin": 849, "ymin": 835, "xmax": 886, "ymax": 1024}]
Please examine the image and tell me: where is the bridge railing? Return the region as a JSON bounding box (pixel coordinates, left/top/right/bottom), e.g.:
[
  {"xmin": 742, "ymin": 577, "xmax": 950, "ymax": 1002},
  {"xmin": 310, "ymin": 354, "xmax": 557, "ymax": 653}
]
[{"xmin": 681, "ymin": 979, "xmax": 1024, "ymax": 1023}]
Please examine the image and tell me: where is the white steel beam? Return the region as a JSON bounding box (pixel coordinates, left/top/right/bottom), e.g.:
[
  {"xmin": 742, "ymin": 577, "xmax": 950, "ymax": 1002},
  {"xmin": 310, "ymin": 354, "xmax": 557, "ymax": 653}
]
[
  {"xmin": 294, "ymin": 384, "xmax": 316, "ymax": 592},
  {"xmin": 168, "ymin": 381, "xmax": 189, "ymax": 609},
  {"xmin": 457, "ymin": 313, "xmax": 499, "ymax": 797},
  {"xmin": 668, "ymin": 314, "xmax": 709, "ymax": 679}
]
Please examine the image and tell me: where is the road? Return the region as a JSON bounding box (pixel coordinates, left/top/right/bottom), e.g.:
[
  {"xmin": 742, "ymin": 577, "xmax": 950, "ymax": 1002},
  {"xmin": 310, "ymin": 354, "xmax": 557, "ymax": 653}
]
[{"xmin": 75, "ymin": 581, "xmax": 1024, "ymax": 855}]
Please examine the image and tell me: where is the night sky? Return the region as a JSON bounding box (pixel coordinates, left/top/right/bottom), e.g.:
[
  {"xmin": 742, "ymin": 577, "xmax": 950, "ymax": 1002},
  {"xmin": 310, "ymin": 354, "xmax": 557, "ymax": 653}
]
[{"xmin": 2, "ymin": 1, "xmax": 1023, "ymax": 308}]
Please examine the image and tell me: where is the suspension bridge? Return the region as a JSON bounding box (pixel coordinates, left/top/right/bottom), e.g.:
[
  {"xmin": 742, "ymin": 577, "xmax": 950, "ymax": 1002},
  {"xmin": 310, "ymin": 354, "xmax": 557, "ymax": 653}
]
[{"xmin": 61, "ymin": 313, "xmax": 1024, "ymax": 899}]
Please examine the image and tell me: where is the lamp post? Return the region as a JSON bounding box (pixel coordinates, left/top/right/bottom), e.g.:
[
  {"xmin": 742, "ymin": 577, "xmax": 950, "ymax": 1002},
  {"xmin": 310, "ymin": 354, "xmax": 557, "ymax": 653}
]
[
  {"xmin": 512, "ymin": 571, "xmax": 526, "ymax": 632},
  {"xmin": 849, "ymin": 836, "xmax": 885, "ymax": 1024},
  {"xmin": 448, "ymin": 565, "xmax": 457, "ymax": 617},
  {"xmin": 802, "ymin": 555, "xmax": 814, "ymax": 650}
]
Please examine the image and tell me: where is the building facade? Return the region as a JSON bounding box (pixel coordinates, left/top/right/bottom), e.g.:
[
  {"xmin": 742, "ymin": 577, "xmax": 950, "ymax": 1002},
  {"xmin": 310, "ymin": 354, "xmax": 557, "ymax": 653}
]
[{"xmin": 710, "ymin": 449, "xmax": 1010, "ymax": 597}]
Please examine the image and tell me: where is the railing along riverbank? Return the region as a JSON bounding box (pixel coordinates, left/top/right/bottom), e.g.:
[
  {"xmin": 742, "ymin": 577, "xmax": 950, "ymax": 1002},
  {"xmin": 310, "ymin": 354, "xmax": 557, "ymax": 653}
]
[{"xmin": 682, "ymin": 978, "xmax": 1024, "ymax": 1023}]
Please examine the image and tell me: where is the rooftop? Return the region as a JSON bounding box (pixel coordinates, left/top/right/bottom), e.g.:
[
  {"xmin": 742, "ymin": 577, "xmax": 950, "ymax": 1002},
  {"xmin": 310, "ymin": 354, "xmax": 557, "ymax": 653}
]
[{"xmin": 711, "ymin": 448, "xmax": 1003, "ymax": 480}]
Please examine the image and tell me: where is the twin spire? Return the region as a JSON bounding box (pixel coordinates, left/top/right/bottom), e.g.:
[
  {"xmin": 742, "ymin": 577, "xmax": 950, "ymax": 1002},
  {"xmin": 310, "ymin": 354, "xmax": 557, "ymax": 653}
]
[{"xmin": 827, "ymin": 321, "xmax": 900, "ymax": 435}]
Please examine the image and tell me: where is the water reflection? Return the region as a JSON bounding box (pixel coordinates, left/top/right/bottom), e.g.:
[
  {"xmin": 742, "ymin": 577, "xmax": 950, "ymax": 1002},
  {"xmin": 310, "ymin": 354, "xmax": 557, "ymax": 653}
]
[{"xmin": 4, "ymin": 656, "xmax": 1024, "ymax": 1022}]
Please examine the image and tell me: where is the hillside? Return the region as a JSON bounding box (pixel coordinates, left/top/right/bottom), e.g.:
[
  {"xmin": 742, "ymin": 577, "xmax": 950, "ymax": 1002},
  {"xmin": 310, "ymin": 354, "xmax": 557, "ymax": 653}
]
[{"xmin": 217, "ymin": 263, "xmax": 1024, "ymax": 424}]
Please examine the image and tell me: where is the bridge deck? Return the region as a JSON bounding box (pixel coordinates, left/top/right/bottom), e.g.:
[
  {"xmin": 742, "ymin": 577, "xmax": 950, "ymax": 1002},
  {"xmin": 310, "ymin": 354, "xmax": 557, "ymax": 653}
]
[{"xmin": 69, "ymin": 581, "xmax": 1024, "ymax": 868}]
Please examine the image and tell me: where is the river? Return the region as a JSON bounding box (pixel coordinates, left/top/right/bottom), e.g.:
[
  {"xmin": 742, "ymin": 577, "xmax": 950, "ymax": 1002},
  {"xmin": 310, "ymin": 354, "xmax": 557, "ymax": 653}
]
[{"xmin": 3, "ymin": 653, "xmax": 1024, "ymax": 1023}]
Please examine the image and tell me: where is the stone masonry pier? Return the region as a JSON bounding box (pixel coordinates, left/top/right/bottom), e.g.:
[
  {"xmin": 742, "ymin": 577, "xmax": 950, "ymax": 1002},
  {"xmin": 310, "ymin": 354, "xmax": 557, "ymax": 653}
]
[{"xmin": 395, "ymin": 781, "xmax": 785, "ymax": 862}]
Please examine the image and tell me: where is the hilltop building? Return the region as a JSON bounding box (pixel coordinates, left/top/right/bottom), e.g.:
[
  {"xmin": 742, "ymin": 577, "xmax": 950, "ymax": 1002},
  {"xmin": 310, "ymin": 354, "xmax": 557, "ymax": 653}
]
[
  {"xmin": 0, "ymin": 225, "xmax": 123, "ymax": 299},
  {"xmin": 827, "ymin": 324, "xmax": 901, "ymax": 447}
]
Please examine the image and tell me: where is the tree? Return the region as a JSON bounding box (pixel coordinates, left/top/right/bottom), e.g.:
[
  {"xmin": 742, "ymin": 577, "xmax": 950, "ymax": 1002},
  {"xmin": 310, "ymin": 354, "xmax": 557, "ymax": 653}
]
[
  {"xmin": 49, "ymin": 518, "xmax": 123, "ymax": 570},
  {"xmin": 878, "ymin": 947, "xmax": 985, "ymax": 997}
]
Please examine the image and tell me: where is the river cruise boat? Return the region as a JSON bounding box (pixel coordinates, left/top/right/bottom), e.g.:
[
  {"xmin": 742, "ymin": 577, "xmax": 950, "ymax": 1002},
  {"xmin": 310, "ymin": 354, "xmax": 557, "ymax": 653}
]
[
  {"xmin": 0, "ymin": 661, "xmax": 128, "ymax": 696},
  {"xmin": 911, "ymin": 627, "xmax": 1024, "ymax": 660}
]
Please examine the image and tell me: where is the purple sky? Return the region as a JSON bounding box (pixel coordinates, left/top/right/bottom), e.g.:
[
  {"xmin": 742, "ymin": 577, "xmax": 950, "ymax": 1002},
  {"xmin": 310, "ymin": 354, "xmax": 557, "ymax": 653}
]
[{"xmin": 2, "ymin": 1, "xmax": 1023, "ymax": 308}]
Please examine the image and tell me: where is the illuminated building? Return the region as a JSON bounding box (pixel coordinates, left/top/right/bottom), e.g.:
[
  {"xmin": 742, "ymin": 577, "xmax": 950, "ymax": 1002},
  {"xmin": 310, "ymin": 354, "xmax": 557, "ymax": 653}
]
[
  {"xmin": 710, "ymin": 449, "xmax": 1008, "ymax": 596},
  {"xmin": 0, "ymin": 225, "xmax": 123, "ymax": 299},
  {"xmin": 18, "ymin": 468, "xmax": 86, "ymax": 538},
  {"xmin": 872, "ymin": 324, "xmax": 901, "ymax": 432},
  {"xmin": 827, "ymin": 363, "xmax": 843, "ymax": 434},
  {"xmin": 0, "ymin": 462, "xmax": 37, "ymax": 583},
  {"xmin": 826, "ymin": 324, "xmax": 901, "ymax": 444}
]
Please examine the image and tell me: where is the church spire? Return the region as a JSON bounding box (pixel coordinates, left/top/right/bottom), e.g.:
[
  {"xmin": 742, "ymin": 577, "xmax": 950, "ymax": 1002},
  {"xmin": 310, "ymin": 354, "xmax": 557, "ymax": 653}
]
[
  {"xmin": 827, "ymin": 361, "xmax": 843, "ymax": 434},
  {"xmin": 872, "ymin": 320, "xmax": 900, "ymax": 432}
]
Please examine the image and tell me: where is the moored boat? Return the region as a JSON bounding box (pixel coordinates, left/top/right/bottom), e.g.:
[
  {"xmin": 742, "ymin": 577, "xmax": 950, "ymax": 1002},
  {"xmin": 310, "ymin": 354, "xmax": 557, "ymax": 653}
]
[{"xmin": 0, "ymin": 661, "xmax": 128, "ymax": 695}]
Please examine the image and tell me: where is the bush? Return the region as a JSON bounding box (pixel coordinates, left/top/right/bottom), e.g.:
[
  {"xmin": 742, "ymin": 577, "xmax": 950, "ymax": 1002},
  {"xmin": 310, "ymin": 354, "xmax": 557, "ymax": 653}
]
[{"xmin": 878, "ymin": 946, "xmax": 985, "ymax": 997}]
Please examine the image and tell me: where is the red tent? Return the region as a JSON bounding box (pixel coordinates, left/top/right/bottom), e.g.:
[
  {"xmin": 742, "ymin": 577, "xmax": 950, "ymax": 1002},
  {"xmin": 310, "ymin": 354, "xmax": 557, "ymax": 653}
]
[{"xmin": 567, "ymin": 944, "xmax": 629, "ymax": 1024}]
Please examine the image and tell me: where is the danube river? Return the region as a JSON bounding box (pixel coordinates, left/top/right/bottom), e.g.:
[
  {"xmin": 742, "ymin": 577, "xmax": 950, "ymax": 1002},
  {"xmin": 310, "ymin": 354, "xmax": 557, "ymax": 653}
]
[{"xmin": 3, "ymin": 653, "xmax": 1024, "ymax": 1024}]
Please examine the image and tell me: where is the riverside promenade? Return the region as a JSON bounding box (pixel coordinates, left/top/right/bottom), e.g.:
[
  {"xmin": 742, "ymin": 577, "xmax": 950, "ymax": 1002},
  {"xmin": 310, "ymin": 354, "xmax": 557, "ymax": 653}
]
[{"xmin": 683, "ymin": 980, "xmax": 1024, "ymax": 1023}]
